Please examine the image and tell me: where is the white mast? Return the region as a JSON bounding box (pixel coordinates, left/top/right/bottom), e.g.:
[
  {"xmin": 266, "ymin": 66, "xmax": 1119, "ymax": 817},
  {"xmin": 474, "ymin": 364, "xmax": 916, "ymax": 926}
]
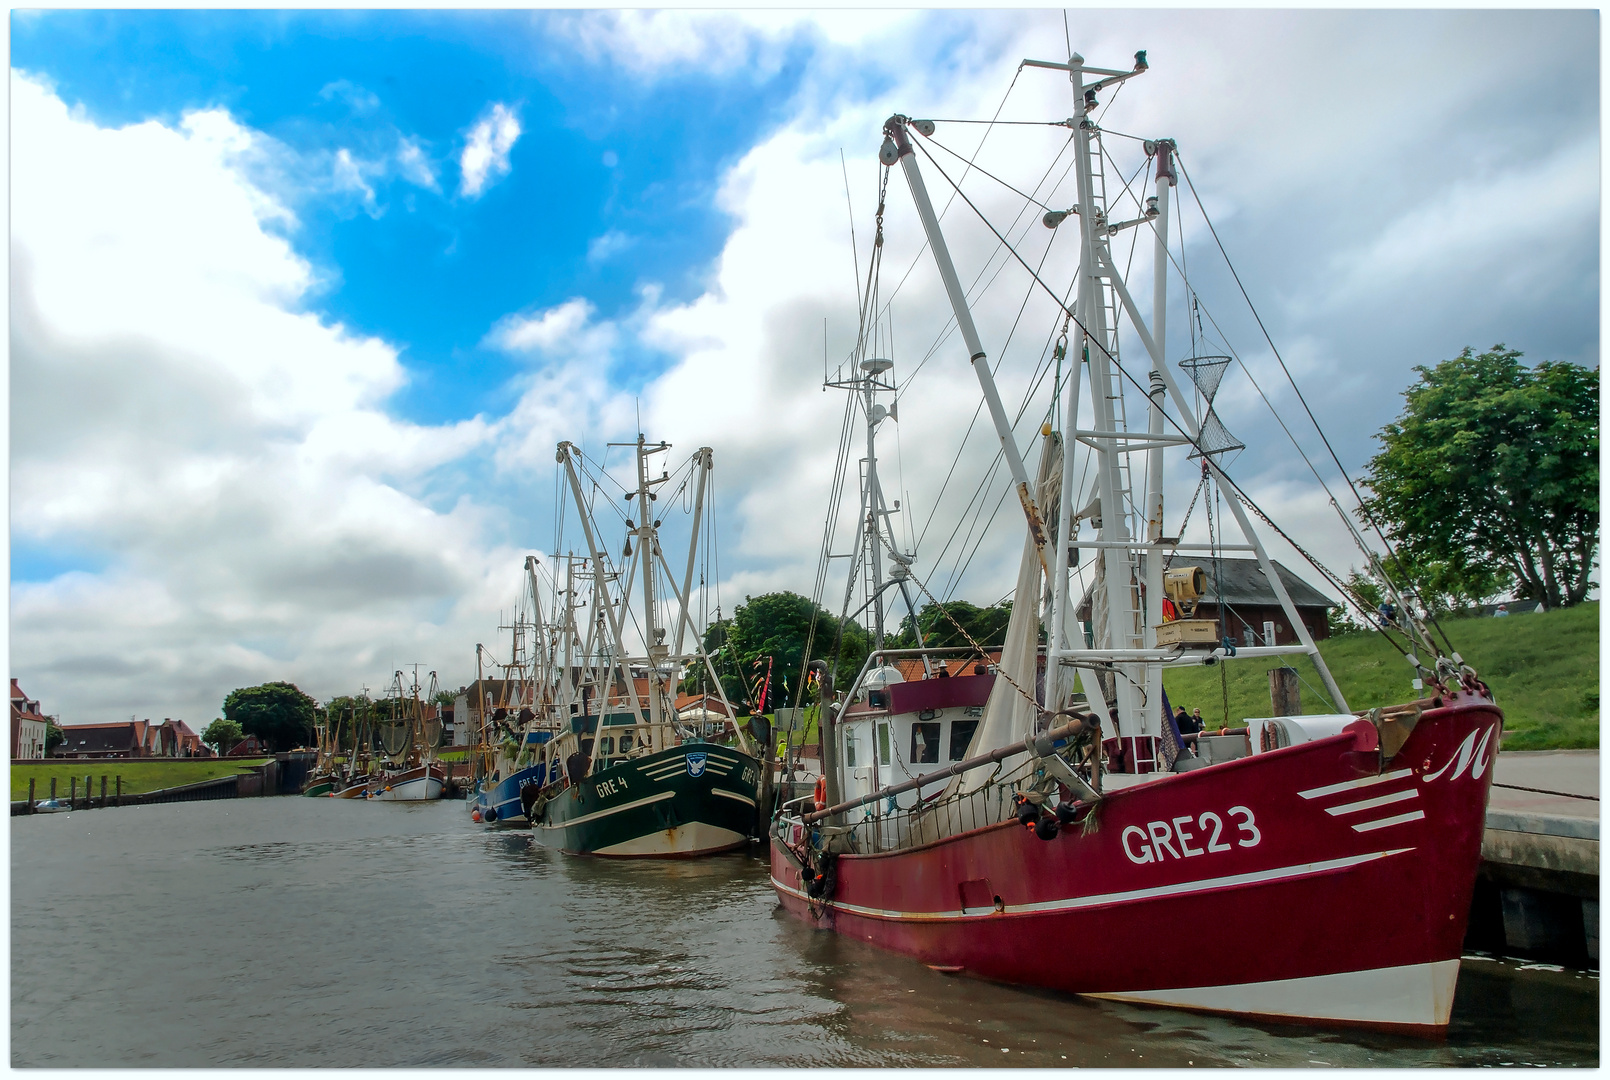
[
  {"xmin": 886, "ymin": 48, "xmax": 1349, "ymax": 761},
  {"xmin": 633, "ymin": 434, "xmax": 668, "ymax": 751},
  {"xmin": 557, "ymin": 442, "xmax": 644, "ymax": 719},
  {"xmin": 825, "ymin": 357, "xmax": 923, "ymax": 657}
]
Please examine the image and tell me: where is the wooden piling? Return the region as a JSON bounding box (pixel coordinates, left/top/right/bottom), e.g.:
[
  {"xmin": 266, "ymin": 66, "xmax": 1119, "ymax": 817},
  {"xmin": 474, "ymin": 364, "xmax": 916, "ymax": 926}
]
[
  {"xmin": 50, "ymin": 777, "xmax": 57, "ymax": 801},
  {"xmin": 1268, "ymin": 666, "xmax": 1302, "ymax": 717},
  {"xmin": 101, "ymin": 775, "xmax": 108, "ymax": 808},
  {"xmin": 28, "ymin": 778, "xmax": 35, "ymax": 813},
  {"xmin": 116, "ymin": 775, "xmax": 123, "ymax": 806},
  {"xmin": 69, "ymin": 776, "xmax": 77, "ymax": 809}
]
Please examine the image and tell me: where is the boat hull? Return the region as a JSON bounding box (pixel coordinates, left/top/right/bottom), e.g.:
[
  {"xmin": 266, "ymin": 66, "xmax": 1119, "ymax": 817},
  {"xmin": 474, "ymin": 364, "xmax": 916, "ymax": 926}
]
[
  {"xmin": 329, "ymin": 778, "xmax": 373, "ymax": 799},
  {"xmin": 369, "ymin": 763, "xmax": 446, "ymax": 802},
  {"xmin": 475, "ymin": 763, "xmax": 548, "ymax": 826},
  {"xmin": 536, "ymin": 745, "xmax": 762, "ymax": 858},
  {"xmin": 771, "ymin": 692, "xmax": 1499, "ymax": 1033}
]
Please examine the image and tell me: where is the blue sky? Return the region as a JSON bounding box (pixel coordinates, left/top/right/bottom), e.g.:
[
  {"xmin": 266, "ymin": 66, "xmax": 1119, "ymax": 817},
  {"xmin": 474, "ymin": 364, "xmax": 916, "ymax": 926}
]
[
  {"xmin": 14, "ymin": 10, "xmax": 814, "ymax": 426},
  {"xmin": 9, "ymin": 10, "xmax": 1598, "ymax": 724}
]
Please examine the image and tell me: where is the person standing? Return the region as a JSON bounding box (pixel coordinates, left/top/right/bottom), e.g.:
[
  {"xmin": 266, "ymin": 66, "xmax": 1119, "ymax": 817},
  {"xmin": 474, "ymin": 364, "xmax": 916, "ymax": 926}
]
[{"xmin": 1174, "ymin": 706, "xmax": 1202, "ymax": 749}]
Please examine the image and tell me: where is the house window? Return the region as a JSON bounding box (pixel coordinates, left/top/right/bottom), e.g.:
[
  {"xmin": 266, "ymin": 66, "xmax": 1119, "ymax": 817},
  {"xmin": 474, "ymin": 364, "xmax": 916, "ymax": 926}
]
[
  {"xmin": 948, "ymin": 720, "xmax": 979, "ymax": 761},
  {"xmin": 910, "ymin": 723, "xmax": 940, "ymax": 764},
  {"xmin": 877, "ymin": 723, "xmax": 891, "ymax": 766}
]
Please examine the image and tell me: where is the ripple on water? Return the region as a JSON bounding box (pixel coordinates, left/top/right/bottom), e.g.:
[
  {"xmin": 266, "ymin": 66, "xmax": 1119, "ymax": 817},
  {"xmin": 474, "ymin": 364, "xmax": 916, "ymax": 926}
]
[{"xmin": 11, "ymin": 797, "xmax": 1599, "ymax": 1067}]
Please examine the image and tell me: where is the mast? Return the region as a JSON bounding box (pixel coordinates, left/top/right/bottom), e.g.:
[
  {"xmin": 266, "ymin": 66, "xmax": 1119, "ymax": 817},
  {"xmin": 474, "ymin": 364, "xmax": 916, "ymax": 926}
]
[
  {"xmin": 881, "ymin": 119, "xmax": 1051, "ymax": 572},
  {"xmin": 825, "ymin": 358, "xmax": 923, "ymax": 657},
  {"xmin": 557, "ymin": 442, "xmax": 644, "ymax": 719},
  {"xmin": 633, "ymin": 434, "xmax": 668, "ymax": 750}
]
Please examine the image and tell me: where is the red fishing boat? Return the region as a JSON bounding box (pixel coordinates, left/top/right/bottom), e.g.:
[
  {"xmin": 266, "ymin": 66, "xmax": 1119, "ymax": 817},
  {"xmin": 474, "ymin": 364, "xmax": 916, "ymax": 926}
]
[{"xmin": 771, "ymin": 48, "xmax": 1499, "ymax": 1034}]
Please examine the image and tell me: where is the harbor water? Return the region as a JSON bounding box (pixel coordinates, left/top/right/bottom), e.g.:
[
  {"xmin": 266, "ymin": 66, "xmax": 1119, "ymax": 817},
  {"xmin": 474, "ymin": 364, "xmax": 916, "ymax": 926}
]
[{"xmin": 11, "ymin": 798, "xmax": 1597, "ymax": 1067}]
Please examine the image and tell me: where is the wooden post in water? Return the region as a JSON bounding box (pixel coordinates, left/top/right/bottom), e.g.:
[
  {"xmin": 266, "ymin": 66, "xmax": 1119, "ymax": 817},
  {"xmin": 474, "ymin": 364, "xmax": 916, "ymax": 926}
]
[
  {"xmin": 101, "ymin": 775, "xmax": 108, "ymax": 807},
  {"xmin": 69, "ymin": 776, "xmax": 77, "ymax": 809},
  {"xmin": 1269, "ymin": 667, "xmax": 1302, "ymax": 717},
  {"xmin": 50, "ymin": 777, "xmax": 57, "ymax": 801},
  {"xmin": 28, "ymin": 778, "xmax": 35, "ymax": 813},
  {"xmin": 116, "ymin": 775, "xmax": 123, "ymax": 806}
]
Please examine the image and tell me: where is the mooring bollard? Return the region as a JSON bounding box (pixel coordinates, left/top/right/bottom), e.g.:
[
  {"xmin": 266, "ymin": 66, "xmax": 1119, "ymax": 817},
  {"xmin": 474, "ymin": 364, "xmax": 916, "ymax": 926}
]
[{"xmin": 28, "ymin": 778, "xmax": 35, "ymax": 813}]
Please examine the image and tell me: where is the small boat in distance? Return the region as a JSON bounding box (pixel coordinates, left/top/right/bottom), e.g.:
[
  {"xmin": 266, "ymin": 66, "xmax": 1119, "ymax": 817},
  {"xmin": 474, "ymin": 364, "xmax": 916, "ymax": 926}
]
[
  {"xmin": 366, "ymin": 669, "xmax": 446, "ymax": 802},
  {"xmin": 771, "ymin": 49, "xmax": 1499, "ymax": 1035}
]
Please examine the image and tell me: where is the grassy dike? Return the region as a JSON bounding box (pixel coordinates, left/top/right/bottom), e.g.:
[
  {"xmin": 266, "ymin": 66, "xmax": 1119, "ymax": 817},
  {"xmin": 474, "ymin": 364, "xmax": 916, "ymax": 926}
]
[
  {"xmin": 1162, "ymin": 602, "xmax": 1598, "ymax": 750},
  {"xmin": 10, "ymin": 758, "xmax": 272, "ymax": 801}
]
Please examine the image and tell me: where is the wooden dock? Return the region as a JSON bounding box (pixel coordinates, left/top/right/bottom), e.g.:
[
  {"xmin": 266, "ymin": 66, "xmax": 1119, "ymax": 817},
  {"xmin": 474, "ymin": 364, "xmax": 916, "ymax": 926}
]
[{"xmin": 1474, "ymin": 750, "xmax": 1598, "ymax": 965}]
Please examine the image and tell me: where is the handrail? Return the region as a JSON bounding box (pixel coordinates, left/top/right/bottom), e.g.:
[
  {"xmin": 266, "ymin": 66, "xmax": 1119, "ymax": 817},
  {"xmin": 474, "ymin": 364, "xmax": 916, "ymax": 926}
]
[{"xmin": 801, "ymin": 716, "xmax": 1089, "ymax": 825}]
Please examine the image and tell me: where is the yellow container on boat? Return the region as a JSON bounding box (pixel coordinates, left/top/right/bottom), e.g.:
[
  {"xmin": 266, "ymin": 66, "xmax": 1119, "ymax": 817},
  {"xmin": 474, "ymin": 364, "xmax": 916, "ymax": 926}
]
[{"xmin": 1154, "ymin": 619, "xmax": 1220, "ymax": 646}]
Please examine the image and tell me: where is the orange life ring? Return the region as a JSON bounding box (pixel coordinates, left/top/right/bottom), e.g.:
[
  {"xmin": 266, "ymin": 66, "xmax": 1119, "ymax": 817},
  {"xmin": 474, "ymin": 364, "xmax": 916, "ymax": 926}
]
[{"xmin": 813, "ymin": 774, "xmax": 827, "ymax": 812}]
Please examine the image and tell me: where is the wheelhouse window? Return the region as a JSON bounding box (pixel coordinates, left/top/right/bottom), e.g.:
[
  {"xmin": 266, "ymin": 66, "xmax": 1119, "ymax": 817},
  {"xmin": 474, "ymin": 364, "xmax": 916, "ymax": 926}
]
[
  {"xmin": 948, "ymin": 719, "xmax": 979, "ymax": 761},
  {"xmin": 877, "ymin": 723, "xmax": 891, "ymax": 766},
  {"xmin": 619, "ymin": 732, "xmax": 633, "ymax": 753},
  {"xmin": 599, "ymin": 736, "xmax": 615, "ymax": 756},
  {"xmin": 910, "ymin": 722, "xmax": 940, "ymax": 764},
  {"xmin": 844, "ymin": 731, "xmax": 858, "ymax": 768}
]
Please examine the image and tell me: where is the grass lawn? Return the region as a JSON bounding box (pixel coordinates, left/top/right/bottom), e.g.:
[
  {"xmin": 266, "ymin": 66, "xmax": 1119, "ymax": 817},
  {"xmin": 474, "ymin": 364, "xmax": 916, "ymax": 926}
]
[
  {"xmin": 1162, "ymin": 602, "xmax": 1598, "ymax": 750},
  {"xmin": 10, "ymin": 758, "xmax": 271, "ymax": 801}
]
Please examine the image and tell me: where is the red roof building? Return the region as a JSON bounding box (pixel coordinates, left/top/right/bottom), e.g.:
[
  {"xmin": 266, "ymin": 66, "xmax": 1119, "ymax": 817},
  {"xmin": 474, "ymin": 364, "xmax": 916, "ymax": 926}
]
[{"xmin": 11, "ymin": 680, "xmax": 49, "ymax": 760}]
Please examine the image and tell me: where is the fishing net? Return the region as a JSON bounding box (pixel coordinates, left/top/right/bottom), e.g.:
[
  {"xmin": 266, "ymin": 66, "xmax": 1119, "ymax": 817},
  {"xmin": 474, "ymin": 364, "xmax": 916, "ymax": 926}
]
[
  {"xmin": 380, "ymin": 721, "xmax": 410, "ymax": 757},
  {"xmin": 1179, "ymin": 357, "xmax": 1243, "ymax": 458}
]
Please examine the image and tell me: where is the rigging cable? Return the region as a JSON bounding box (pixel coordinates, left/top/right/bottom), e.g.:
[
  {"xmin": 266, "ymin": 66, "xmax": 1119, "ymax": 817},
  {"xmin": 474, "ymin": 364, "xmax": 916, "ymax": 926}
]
[
  {"xmin": 1173, "ymin": 152, "xmax": 1456, "ymax": 657},
  {"xmin": 903, "ymin": 129, "xmax": 1423, "ymax": 659}
]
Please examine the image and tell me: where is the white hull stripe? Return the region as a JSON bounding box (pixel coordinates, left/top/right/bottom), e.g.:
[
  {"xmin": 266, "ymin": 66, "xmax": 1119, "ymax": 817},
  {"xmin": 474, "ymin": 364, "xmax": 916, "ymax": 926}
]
[
  {"xmin": 772, "ymin": 847, "xmax": 1414, "ymax": 922},
  {"xmin": 1086, "ymin": 958, "xmax": 1460, "ymax": 1029},
  {"xmin": 538, "ymin": 790, "xmax": 674, "ymax": 829},
  {"xmin": 1298, "ymin": 768, "xmax": 1412, "ymax": 800},
  {"xmin": 1325, "ymin": 788, "xmax": 1418, "ymax": 816},
  {"xmin": 1352, "ymin": 810, "xmax": 1426, "ymax": 833},
  {"xmin": 593, "ymin": 821, "xmax": 745, "ymax": 856},
  {"xmin": 711, "ymin": 788, "xmax": 756, "ymax": 807}
]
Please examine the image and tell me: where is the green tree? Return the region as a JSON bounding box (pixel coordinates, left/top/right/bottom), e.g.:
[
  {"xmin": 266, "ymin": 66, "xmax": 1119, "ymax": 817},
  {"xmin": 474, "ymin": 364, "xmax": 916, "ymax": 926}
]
[
  {"xmin": 222, "ymin": 682, "xmax": 317, "ymax": 752},
  {"xmin": 888, "ymin": 599, "xmax": 1014, "ymax": 650},
  {"xmin": 1359, "ymin": 346, "xmax": 1598, "ymax": 611},
  {"xmin": 202, "ymin": 717, "xmax": 243, "ymax": 755},
  {"xmin": 697, "ymin": 592, "xmax": 870, "ymax": 711},
  {"xmin": 43, "ymin": 719, "xmax": 65, "ymax": 756}
]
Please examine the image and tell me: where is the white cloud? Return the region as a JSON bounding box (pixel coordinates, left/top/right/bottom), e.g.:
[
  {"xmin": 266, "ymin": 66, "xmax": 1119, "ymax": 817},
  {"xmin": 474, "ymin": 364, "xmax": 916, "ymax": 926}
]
[
  {"xmin": 395, "ymin": 136, "xmax": 439, "ymax": 191},
  {"xmin": 586, "ymin": 229, "xmax": 635, "ymax": 265},
  {"xmin": 318, "ymin": 79, "xmax": 380, "ymax": 114},
  {"xmin": 332, "ymin": 147, "xmax": 378, "ymax": 213},
  {"xmin": 541, "ymin": 10, "xmax": 917, "ymax": 78},
  {"xmin": 10, "ymin": 70, "xmax": 505, "ymax": 724},
  {"xmin": 458, "ymin": 102, "xmax": 521, "ymax": 199},
  {"xmin": 485, "ymin": 297, "xmax": 605, "ymax": 355}
]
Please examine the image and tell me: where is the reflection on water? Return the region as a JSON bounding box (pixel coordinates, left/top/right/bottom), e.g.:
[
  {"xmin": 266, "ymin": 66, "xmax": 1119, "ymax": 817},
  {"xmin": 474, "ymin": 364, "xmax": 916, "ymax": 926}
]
[{"xmin": 11, "ymin": 799, "xmax": 1598, "ymax": 1067}]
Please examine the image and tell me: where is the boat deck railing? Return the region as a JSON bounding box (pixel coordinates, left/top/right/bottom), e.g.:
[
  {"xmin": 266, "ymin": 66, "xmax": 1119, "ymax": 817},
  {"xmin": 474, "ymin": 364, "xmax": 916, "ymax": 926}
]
[{"xmin": 778, "ymin": 770, "xmax": 1030, "ymax": 856}]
